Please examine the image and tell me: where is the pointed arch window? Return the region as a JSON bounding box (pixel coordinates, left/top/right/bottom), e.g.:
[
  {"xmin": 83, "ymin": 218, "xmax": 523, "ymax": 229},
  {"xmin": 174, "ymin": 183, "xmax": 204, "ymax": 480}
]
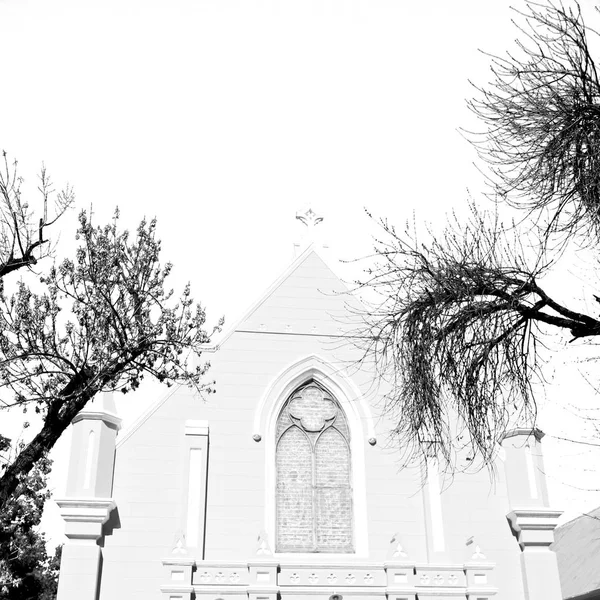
[{"xmin": 275, "ymin": 382, "xmax": 353, "ymax": 553}]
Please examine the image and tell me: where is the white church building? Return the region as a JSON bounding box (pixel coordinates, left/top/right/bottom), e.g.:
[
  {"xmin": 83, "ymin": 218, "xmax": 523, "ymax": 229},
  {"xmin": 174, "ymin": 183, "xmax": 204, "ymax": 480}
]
[{"xmin": 55, "ymin": 211, "xmax": 564, "ymax": 600}]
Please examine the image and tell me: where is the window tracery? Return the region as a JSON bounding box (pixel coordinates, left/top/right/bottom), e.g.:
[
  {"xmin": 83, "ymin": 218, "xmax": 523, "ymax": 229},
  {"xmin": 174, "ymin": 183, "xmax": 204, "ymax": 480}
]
[{"xmin": 275, "ymin": 382, "xmax": 353, "ymax": 553}]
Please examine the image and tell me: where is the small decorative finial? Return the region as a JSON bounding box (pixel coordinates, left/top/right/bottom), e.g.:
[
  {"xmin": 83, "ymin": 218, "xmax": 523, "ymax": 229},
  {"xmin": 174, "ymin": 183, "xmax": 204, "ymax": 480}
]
[
  {"xmin": 172, "ymin": 532, "xmax": 187, "ymax": 554},
  {"xmin": 296, "ymin": 207, "xmax": 323, "ymax": 229},
  {"xmin": 256, "ymin": 530, "xmax": 272, "ymax": 556},
  {"xmin": 293, "ymin": 206, "xmax": 327, "ymax": 256},
  {"xmin": 466, "ymin": 536, "xmax": 486, "ymax": 560},
  {"xmin": 387, "ymin": 532, "xmax": 409, "ymax": 559}
]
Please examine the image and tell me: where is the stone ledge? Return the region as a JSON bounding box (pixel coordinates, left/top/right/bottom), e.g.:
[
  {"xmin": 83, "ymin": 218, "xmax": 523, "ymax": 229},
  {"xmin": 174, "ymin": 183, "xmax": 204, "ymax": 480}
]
[
  {"xmin": 280, "ymin": 562, "xmax": 384, "ymax": 569},
  {"xmin": 192, "ymin": 586, "xmax": 251, "ymax": 593},
  {"xmin": 465, "ymin": 586, "xmax": 498, "ymax": 595},
  {"xmin": 72, "ymin": 410, "xmax": 122, "ymax": 430},
  {"xmin": 56, "ymin": 497, "xmax": 116, "ymax": 541},
  {"xmin": 276, "ymin": 589, "xmax": 387, "ymax": 597},
  {"xmin": 463, "ymin": 562, "xmax": 495, "ymax": 570},
  {"xmin": 184, "ymin": 420, "xmax": 209, "ymax": 436},
  {"xmin": 56, "ymin": 497, "xmax": 116, "ymax": 523},
  {"xmin": 507, "ymin": 507, "xmax": 563, "ymax": 550},
  {"xmin": 507, "ymin": 507, "xmax": 563, "ymax": 530},
  {"xmin": 163, "ymin": 557, "xmax": 196, "ymax": 567},
  {"xmin": 414, "ymin": 563, "xmax": 466, "ymax": 571},
  {"xmin": 160, "ymin": 585, "xmax": 194, "ymax": 593}
]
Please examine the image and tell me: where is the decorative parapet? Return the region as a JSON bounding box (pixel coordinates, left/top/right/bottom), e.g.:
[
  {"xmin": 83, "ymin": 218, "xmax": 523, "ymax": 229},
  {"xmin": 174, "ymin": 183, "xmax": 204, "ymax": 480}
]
[
  {"xmin": 160, "ymin": 558, "xmax": 497, "ymax": 599},
  {"xmin": 193, "ymin": 564, "xmax": 249, "ymax": 586},
  {"xmin": 416, "ymin": 563, "xmax": 465, "ymax": 587}
]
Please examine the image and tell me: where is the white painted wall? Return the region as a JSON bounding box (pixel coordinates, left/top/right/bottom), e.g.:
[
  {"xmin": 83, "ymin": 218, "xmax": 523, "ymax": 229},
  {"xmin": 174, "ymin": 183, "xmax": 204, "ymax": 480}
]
[{"xmin": 94, "ymin": 250, "xmax": 546, "ymax": 600}]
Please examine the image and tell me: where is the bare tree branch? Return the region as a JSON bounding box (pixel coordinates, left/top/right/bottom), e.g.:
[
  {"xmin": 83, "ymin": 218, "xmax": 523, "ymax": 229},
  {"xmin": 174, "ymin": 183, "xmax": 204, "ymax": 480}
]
[
  {"xmin": 0, "ymin": 152, "xmax": 73, "ymax": 279},
  {"xmin": 359, "ymin": 1, "xmax": 600, "ymax": 469},
  {"xmin": 357, "ymin": 205, "xmax": 600, "ymax": 467},
  {"xmin": 466, "ymin": 1, "xmax": 600, "ymax": 243}
]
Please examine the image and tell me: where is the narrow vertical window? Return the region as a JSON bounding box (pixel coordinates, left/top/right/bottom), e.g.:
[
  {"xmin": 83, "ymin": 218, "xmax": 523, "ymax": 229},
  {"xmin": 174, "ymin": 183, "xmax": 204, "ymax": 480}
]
[{"xmin": 276, "ymin": 382, "xmax": 353, "ymax": 553}]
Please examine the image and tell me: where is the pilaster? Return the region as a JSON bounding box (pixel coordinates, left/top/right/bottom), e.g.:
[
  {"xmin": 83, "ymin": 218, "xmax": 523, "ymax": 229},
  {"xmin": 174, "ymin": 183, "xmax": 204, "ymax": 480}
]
[
  {"xmin": 506, "ymin": 508, "xmax": 563, "ymax": 600},
  {"xmin": 423, "ymin": 458, "xmax": 449, "ymax": 563},
  {"xmin": 55, "ymin": 498, "xmax": 115, "ymax": 600},
  {"xmin": 161, "ymin": 556, "xmax": 195, "ymax": 600},
  {"xmin": 56, "ymin": 392, "xmax": 121, "ymax": 600},
  {"xmin": 384, "ymin": 560, "xmax": 417, "ymax": 600},
  {"xmin": 501, "ymin": 428, "xmax": 562, "ymax": 600},
  {"xmin": 248, "ymin": 559, "xmax": 279, "ymax": 600}
]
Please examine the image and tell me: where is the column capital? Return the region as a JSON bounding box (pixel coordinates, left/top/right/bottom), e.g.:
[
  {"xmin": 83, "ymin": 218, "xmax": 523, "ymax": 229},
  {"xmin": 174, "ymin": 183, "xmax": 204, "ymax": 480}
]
[
  {"xmin": 56, "ymin": 497, "xmax": 116, "ymax": 541},
  {"xmin": 507, "ymin": 507, "xmax": 563, "ymax": 550}
]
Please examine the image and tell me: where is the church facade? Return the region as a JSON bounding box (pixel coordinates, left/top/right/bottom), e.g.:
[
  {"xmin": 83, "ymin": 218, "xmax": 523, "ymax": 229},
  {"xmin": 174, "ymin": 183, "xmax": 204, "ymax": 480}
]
[{"xmin": 55, "ymin": 241, "xmax": 565, "ymax": 600}]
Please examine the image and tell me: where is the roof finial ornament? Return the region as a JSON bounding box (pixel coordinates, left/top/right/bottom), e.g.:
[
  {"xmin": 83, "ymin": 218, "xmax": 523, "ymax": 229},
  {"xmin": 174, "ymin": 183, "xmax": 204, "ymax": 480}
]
[
  {"xmin": 294, "ymin": 206, "xmax": 325, "ymax": 256},
  {"xmin": 296, "ymin": 206, "xmax": 323, "ymax": 230}
]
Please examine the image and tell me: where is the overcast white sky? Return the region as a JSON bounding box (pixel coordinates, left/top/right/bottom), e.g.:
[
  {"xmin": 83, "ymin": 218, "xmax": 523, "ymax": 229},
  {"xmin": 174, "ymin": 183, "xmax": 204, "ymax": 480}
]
[{"xmin": 2, "ymin": 0, "xmax": 600, "ymax": 546}]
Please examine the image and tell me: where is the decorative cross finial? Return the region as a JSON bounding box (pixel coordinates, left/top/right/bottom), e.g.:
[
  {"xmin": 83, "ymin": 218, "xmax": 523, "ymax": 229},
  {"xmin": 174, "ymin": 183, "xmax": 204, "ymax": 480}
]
[
  {"xmin": 293, "ymin": 206, "xmax": 326, "ymax": 256},
  {"xmin": 296, "ymin": 207, "xmax": 323, "ymax": 230}
]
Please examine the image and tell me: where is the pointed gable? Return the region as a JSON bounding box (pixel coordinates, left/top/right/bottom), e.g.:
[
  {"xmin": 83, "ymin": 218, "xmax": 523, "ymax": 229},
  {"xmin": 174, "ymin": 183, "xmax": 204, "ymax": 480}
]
[{"xmin": 233, "ymin": 247, "xmax": 362, "ymax": 338}]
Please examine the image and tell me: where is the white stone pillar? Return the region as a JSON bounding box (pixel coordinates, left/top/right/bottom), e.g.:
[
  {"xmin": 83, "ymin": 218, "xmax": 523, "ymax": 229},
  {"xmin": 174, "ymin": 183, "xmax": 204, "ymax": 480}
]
[
  {"xmin": 507, "ymin": 508, "xmax": 563, "ymax": 600},
  {"xmin": 55, "ymin": 499, "xmax": 115, "ymax": 600},
  {"xmin": 55, "ymin": 392, "xmax": 121, "ymax": 600},
  {"xmin": 248, "ymin": 560, "xmax": 279, "ymax": 600},
  {"xmin": 501, "ymin": 428, "xmax": 562, "ymax": 600}
]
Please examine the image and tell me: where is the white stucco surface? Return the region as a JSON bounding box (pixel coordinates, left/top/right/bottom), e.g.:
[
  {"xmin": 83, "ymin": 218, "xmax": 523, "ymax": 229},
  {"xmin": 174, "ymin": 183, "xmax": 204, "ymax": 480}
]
[{"xmin": 57, "ymin": 247, "xmax": 562, "ymax": 600}]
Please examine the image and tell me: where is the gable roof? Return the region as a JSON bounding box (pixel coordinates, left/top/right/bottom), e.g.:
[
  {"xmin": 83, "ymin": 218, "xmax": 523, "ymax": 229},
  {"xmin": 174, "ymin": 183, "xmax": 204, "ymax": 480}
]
[
  {"xmin": 552, "ymin": 506, "xmax": 600, "ymax": 599},
  {"xmin": 211, "ymin": 243, "xmax": 364, "ymax": 348},
  {"xmin": 116, "ymin": 243, "xmax": 365, "ymax": 447}
]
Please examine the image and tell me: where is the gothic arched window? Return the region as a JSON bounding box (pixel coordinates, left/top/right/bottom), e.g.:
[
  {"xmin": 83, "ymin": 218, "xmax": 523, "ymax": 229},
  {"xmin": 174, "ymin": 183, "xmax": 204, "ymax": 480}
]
[{"xmin": 275, "ymin": 382, "xmax": 353, "ymax": 553}]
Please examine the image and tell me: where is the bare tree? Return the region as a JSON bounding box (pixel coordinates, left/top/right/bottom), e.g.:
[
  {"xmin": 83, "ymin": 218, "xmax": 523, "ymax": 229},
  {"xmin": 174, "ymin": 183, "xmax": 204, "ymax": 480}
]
[
  {"xmin": 0, "ymin": 152, "xmax": 73, "ymax": 278},
  {"xmin": 361, "ymin": 207, "xmax": 600, "ymax": 466},
  {"xmin": 361, "ymin": 1, "xmax": 600, "ymax": 466},
  {"xmin": 467, "ymin": 1, "xmax": 600, "ymax": 241}
]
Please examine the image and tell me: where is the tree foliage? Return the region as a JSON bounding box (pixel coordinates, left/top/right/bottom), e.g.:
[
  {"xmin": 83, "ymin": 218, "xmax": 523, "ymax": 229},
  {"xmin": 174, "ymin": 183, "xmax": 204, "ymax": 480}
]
[
  {"xmin": 0, "ymin": 159, "xmax": 220, "ymax": 510},
  {"xmin": 361, "ymin": 1, "xmax": 600, "ymax": 466},
  {"xmin": 0, "ymin": 454, "xmax": 61, "ymax": 600}
]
